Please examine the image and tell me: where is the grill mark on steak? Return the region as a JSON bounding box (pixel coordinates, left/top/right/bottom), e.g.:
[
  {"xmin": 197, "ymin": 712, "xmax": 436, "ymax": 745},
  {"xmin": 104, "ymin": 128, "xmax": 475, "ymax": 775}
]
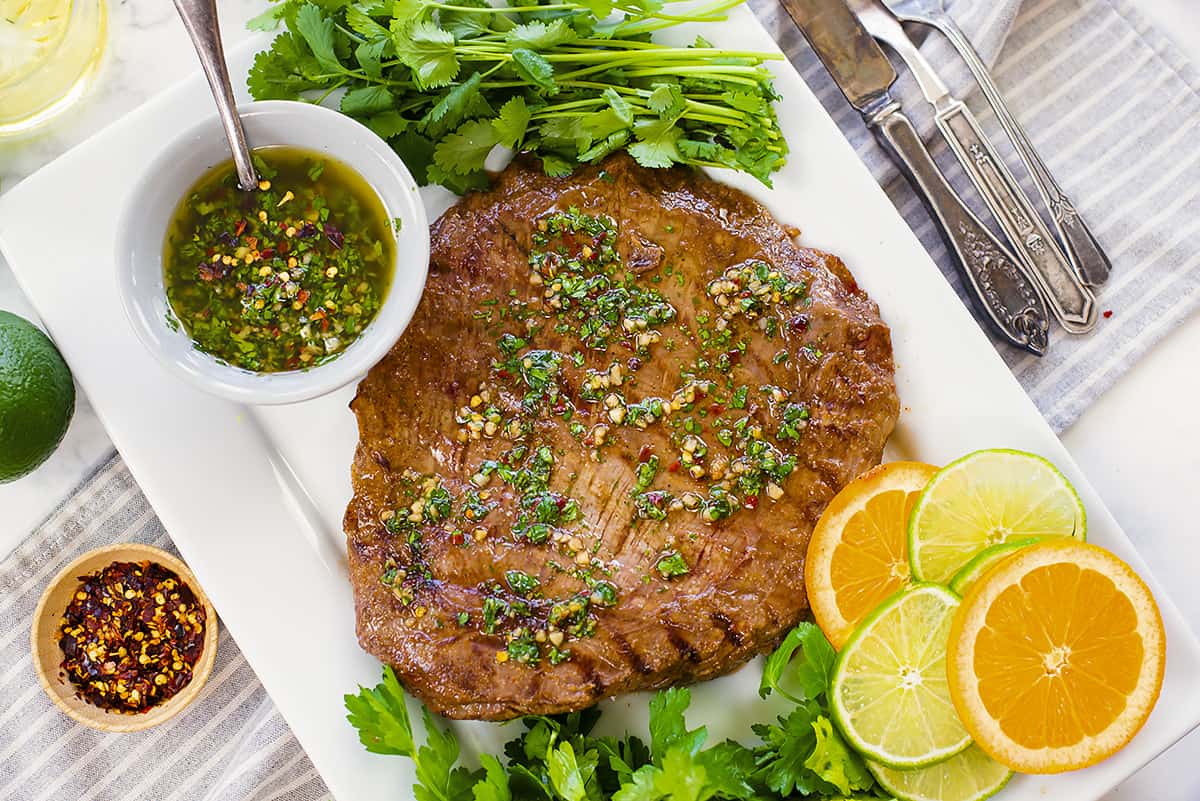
[
  {"xmin": 344, "ymin": 154, "xmax": 898, "ymax": 720},
  {"xmin": 710, "ymin": 612, "xmax": 745, "ymax": 647}
]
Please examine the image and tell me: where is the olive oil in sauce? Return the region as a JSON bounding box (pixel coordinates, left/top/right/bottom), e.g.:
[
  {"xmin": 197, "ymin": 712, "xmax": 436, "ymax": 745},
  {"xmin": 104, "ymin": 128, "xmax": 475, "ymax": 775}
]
[{"xmin": 163, "ymin": 146, "xmax": 395, "ymax": 373}]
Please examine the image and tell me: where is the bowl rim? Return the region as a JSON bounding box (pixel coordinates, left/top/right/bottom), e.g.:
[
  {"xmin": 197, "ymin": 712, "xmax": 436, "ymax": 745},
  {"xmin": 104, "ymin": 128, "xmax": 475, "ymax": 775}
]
[
  {"xmin": 114, "ymin": 99, "xmax": 429, "ymax": 406},
  {"xmin": 30, "ymin": 543, "xmax": 220, "ymax": 733}
]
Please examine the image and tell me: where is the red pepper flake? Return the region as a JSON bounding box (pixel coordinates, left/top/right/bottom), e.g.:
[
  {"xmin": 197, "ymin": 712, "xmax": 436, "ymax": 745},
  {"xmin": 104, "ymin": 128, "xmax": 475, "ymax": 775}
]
[
  {"xmin": 57, "ymin": 560, "xmax": 206, "ymax": 715},
  {"xmin": 234, "ymin": 220, "xmax": 246, "ymax": 236},
  {"xmin": 667, "ymin": 460, "xmax": 681, "ymax": 473},
  {"xmin": 1103, "ymin": 309, "xmax": 1113, "ymax": 319},
  {"xmin": 296, "ymin": 288, "xmax": 310, "ymax": 305},
  {"xmin": 709, "ymin": 404, "xmax": 724, "ymax": 415},
  {"xmin": 259, "ymin": 248, "xmax": 275, "ymax": 260},
  {"xmin": 638, "ymin": 444, "xmax": 653, "ymax": 462},
  {"xmin": 450, "ymin": 531, "xmax": 466, "ymax": 546},
  {"xmin": 745, "ymin": 495, "xmax": 759, "ymax": 510}
]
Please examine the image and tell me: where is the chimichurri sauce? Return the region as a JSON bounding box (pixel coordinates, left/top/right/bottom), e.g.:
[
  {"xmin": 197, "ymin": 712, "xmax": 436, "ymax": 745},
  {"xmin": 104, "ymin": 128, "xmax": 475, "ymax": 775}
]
[{"xmin": 163, "ymin": 147, "xmax": 395, "ymax": 373}]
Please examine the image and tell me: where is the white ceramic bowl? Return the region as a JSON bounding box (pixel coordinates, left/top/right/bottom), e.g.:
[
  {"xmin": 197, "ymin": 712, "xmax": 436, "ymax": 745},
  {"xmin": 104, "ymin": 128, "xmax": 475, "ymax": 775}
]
[{"xmin": 116, "ymin": 100, "xmax": 429, "ymax": 405}]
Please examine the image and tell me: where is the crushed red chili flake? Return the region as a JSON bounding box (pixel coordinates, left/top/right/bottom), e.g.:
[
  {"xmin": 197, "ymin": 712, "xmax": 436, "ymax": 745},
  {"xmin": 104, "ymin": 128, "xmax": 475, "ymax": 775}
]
[
  {"xmin": 1103, "ymin": 309, "xmax": 1114, "ymax": 319},
  {"xmin": 57, "ymin": 560, "xmax": 206, "ymax": 714}
]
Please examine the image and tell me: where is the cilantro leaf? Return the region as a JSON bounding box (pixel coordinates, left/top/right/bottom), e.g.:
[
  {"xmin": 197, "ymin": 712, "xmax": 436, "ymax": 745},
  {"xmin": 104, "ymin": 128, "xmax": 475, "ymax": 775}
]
[
  {"xmin": 538, "ymin": 152, "xmax": 576, "ymax": 177},
  {"xmin": 493, "ymin": 96, "xmax": 531, "ymax": 148},
  {"xmin": 294, "ymin": 3, "xmax": 343, "ymax": 72},
  {"xmin": 420, "ymin": 72, "xmax": 491, "ymax": 139},
  {"xmin": 247, "ymin": 32, "xmax": 328, "ymax": 100},
  {"xmin": 759, "ymin": 622, "xmax": 836, "ymax": 703},
  {"xmin": 511, "ymin": 48, "xmax": 557, "ymax": 94},
  {"xmin": 346, "ymin": 5, "xmax": 391, "ymax": 38},
  {"xmin": 506, "ymin": 19, "xmax": 577, "ymax": 50},
  {"xmin": 441, "ymin": 0, "xmax": 495, "ymax": 40},
  {"xmin": 344, "ymin": 666, "xmax": 415, "ymax": 755},
  {"xmin": 628, "ymin": 117, "xmax": 680, "ymax": 169},
  {"xmin": 395, "ymin": 19, "xmax": 460, "ymax": 89},
  {"xmin": 365, "ymin": 110, "xmax": 411, "ymax": 139},
  {"xmin": 341, "ymin": 84, "xmax": 395, "ymax": 116},
  {"xmin": 246, "ymin": 4, "xmax": 287, "ymax": 31},
  {"xmin": 392, "ymin": 130, "xmax": 438, "ymax": 182},
  {"xmin": 354, "ymin": 37, "xmax": 389, "ymax": 79},
  {"xmin": 434, "ymin": 119, "xmax": 501, "ymax": 175},
  {"xmin": 646, "ymin": 83, "xmax": 685, "ymax": 119},
  {"xmin": 602, "ymin": 87, "xmax": 633, "ymax": 125}
]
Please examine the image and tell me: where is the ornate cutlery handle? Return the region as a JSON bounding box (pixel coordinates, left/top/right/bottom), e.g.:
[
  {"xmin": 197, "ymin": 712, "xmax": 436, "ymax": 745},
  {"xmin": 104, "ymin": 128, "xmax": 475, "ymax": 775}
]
[
  {"xmin": 870, "ymin": 104, "xmax": 1049, "ymax": 355},
  {"xmin": 936, "ymin": 102, "xmax": 1097, "ymax": 333},
  {"xmin": 932, "ymin": 17, "xmax": 1111, "ymax": 287}
]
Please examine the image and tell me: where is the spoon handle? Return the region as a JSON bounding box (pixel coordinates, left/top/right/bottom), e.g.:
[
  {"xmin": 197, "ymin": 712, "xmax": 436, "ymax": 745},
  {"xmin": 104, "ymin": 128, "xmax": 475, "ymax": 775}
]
[{"xmin": 172, "ymin": 0, "xmax": 258, "ymax": 190}]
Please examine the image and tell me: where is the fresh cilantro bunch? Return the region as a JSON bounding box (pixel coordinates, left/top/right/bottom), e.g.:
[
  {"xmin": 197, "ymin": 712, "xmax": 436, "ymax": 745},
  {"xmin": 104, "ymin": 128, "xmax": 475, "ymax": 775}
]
[
  {"xmin": 247, "ymin": 0, "xmax": 789, "ymax": 191},
  {"xmin": 344, "ymin": 623, "xmax": 888, "ymax": 801}
]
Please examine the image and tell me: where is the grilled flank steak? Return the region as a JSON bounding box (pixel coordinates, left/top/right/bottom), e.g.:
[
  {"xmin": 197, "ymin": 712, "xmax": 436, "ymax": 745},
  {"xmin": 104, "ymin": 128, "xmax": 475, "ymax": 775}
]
[{"xmin": 344, "ymin": 154, "xmax": 899, "ymax": 720}]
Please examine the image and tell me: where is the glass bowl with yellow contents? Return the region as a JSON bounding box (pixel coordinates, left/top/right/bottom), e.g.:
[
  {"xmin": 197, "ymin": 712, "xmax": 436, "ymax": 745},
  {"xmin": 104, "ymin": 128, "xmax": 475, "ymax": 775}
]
[{"xmin": 116, "ymin": 100, "xmax": 429, "ymax": 404}]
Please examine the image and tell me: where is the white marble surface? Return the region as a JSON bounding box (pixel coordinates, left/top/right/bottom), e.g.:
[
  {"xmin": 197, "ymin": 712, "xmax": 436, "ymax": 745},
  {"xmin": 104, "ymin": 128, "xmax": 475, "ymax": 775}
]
[{"xmin": 0, "ymin": 1, "xmax": 1197, "ymax": 798}]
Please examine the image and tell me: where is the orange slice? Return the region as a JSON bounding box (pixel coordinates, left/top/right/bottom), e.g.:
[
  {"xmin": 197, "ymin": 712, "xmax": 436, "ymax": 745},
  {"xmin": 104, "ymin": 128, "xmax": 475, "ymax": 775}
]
[
  {"xmin": 805, "ymin": 461, "xmax": 938, "ymax": 648},
  {"xmin": 947, "ymin": 540, "xmax": 1165, "ymax": 773}
]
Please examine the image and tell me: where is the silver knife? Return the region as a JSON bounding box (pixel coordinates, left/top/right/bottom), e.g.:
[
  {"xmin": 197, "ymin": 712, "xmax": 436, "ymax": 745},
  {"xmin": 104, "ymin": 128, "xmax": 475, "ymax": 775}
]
[
  {"xmin": 779, "ymin": 0, "xmax": 1049, "ymax": 356},
  {"xmin": 849, "ymin": 0, "xmax": 1097, "ymax": 333}
]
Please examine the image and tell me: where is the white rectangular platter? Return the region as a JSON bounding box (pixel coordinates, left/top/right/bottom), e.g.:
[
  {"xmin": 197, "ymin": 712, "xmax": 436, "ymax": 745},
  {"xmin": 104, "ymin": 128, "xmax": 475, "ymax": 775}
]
[{"xmin": 2, "ymin": 12, "xmax": 1199, "ymax": 801}]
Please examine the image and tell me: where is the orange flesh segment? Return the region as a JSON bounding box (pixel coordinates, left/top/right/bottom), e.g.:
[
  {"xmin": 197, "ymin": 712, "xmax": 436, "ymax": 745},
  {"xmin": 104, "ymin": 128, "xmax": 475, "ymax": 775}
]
[
  {"xmin": 829, "ymin": 488, "xmax": 916, "ymax": 627},
  {"xmin": 975, "ymin": 562, "xmax": 1142, "ymax": 750}
]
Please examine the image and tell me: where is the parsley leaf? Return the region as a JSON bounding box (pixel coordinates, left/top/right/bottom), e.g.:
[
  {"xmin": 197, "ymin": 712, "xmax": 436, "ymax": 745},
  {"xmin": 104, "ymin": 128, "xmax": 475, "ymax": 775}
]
[
  {"xmin": 804, "ymin": 717, "xmax": 874, "ymax": 796},
  {"xmin": 344, "ymin": 665, "xmax": 414, "ymax": 755},
  {"xmin": 648, "ymin": 687, "xmax": 706, "ymax": 760},
  {"xmin": 759, "ymin": 621, "xmax": 836, "ymax": 703}
]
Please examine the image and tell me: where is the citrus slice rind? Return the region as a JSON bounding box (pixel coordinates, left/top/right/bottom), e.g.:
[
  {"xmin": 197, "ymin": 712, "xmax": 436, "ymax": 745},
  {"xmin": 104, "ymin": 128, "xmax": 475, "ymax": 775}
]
[
  {"xmin": 830, "ymin": 583, "xmax": 972, "ymax": 769},
  {"xmin": 947, "ymin": 540, "xmax": 1166, "ymax": 774},
  {"xmin": 948, "ymin": 538, "xmax": 1041, "ymax": 596},
  {"xmin": 867, "ymin": 745, "xmax": 1013, "ymax": 801},
  {"xmin": 806, "ymin": 461, "xmax": 938, "ymax": 648},
  {"xmin": 908, "ymin": 449, "xmax": 1086, "ymax": 584}
]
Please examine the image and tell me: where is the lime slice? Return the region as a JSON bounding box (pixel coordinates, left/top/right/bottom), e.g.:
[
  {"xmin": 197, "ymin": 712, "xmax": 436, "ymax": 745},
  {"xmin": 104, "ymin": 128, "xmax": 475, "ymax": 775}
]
[
  {"xmin": 829, "ymin": 583, "xmax": 971, "ymax": 768},
  {"xmin": 867, "ymin": 745, "xmax": 1013, "ymax": 801},
  {"xmin": 908, "ymin": 449, "xmax": 1085, "ymax": 584},
  {"xmin": 948, "ymin": 538, "xmax": 1040, "ymax": 595}
]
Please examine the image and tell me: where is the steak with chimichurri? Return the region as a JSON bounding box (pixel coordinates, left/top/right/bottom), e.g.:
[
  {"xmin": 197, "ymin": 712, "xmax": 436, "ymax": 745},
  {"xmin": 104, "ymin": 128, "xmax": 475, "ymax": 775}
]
[{"xmin": 344, "ymin": 154, "xmax": 898, "ymax": 720}]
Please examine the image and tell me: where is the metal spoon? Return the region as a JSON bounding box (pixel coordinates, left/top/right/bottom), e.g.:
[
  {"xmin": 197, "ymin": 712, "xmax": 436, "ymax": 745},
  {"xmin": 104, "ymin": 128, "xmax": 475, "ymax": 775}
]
[{"xmin": 172, "ymin": 0, "xmax": 259, "ymax": 190}]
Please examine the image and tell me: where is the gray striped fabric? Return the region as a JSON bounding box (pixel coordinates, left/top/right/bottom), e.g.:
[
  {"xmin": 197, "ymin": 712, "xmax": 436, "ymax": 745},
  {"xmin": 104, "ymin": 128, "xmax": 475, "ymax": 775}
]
[
  {"xmin": 2, "ymin": 1, "xmax": 1198, "ymax": 799},
  {"xmin": 0, "ymin": 455, "xmax": 325, "ymax": 801},
  {"xmin": 750, "ymin": 0, "xmax": 1200, "ymax": 432}
]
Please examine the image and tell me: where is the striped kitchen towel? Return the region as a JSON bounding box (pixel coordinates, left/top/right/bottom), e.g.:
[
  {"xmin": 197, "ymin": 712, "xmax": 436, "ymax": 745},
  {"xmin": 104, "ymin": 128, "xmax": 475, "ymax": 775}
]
[
  {"xmin": 0, "ymin": 455, "xmax": 325, "ymax": 801},
  {"xmin": 751, "ymin": 0, "xmax": 1200, "ymax": 431}
]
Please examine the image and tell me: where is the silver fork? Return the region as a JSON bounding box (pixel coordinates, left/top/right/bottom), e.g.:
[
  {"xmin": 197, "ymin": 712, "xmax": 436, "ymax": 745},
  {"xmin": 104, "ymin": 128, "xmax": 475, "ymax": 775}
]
[{"xmin": 884, "ymin": 0, "xmax": 1112, "ymax": 287}]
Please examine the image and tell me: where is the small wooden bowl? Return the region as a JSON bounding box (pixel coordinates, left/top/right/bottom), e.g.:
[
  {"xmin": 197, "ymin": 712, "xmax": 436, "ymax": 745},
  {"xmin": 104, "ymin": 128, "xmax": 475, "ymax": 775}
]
[{"xmin": 30, "ymin": 543, "xmax": 219, "ymax": 732}]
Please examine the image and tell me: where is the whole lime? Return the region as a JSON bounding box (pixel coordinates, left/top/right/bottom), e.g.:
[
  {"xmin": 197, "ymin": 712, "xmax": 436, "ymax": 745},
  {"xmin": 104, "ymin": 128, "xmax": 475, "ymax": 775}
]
[{"xmin": 0, "ymin": 311, "xmax": 75, "ymax": 483}]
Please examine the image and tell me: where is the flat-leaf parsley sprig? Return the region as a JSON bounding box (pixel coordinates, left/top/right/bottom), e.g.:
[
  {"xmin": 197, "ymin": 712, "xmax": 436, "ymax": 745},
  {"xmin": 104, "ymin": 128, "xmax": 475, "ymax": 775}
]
[
  {"xmin": 247, "ymin": 0, "xmax": 789, "ymax": 191},
  {"xmin": 344, "ymin": 623, "xmax": 886, "ymax": 801}
]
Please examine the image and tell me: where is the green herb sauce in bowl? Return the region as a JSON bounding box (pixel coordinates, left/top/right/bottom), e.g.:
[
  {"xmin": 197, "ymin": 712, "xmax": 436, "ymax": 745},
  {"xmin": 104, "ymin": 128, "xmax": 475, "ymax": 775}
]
[
  {"xmin": 163, "ymin": 148, "xmax": 394, "ymax": 373},
  {"xmin": 116, "ymin": 100, "xmax": 429, "ymax": 406}
]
